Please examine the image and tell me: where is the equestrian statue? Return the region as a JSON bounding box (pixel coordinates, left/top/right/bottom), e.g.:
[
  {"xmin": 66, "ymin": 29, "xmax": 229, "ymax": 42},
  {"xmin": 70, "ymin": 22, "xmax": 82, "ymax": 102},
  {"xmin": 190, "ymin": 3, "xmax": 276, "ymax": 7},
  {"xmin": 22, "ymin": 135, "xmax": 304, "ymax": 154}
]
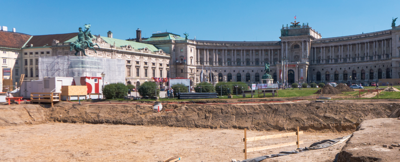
[
  {"xmin": 70, "ymin": 24, "xmax": 100, "ymax": 56},
  {"xmin": 262, "ymin": 63, "xmax": 272, "ymax": 79}
]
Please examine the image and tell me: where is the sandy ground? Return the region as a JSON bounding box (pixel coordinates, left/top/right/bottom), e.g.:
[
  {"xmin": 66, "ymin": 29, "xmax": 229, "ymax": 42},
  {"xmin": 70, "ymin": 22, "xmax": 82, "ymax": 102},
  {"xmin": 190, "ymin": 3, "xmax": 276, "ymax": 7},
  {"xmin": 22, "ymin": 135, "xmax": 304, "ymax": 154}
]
[{"xmin": 0, "ymin": 123, "xmax": 349, "ymax": 162}]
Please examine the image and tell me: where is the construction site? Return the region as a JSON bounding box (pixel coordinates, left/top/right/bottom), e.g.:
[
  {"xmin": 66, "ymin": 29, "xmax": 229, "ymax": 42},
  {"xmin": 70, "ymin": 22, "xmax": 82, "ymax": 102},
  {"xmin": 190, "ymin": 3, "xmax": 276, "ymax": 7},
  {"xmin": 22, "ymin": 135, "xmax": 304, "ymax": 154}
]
[{"xmin": 1, "ymin": 87, "xmax": 400, "ymax": 162}]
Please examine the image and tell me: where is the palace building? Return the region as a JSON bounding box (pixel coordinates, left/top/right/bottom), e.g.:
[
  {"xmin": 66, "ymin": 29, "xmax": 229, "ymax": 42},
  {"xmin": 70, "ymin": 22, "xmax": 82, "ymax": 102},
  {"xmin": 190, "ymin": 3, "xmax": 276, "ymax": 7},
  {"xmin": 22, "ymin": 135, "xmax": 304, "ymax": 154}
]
[
  {"xmin": 1, "ymin": 20, "xmax": 400, "ymax": 91},
  {"xmin": 142, "ymin": 20, "xmax": 400, "ymax": 86}
]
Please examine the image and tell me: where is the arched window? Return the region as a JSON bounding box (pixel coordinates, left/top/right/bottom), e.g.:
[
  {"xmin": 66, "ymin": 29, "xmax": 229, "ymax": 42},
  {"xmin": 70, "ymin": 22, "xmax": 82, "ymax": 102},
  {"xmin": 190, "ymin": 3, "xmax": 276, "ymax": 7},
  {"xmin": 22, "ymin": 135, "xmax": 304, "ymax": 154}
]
[
  {"xmin": 294, "ymin": 44, "xmax": 300, "ymax": 49},
  {"xmin": 334, "ymin": 71, "xmax": 339, "ymax": 81},
  {"xmin": 325, "ymin": 71, "xmax": 330, "ymax": 81},
  {"xmin": 237, "ymin": 73, "xmax": 241, "ymax": 82},
  {"xmin": 386, "ymin": 68, "xmax": 391, "ymax": 79},
  {"xmin": 361, "ymin": 69, "xmax": 365, "ymax": 80},
  {"xmin": 378, "ymin": 69, "xmax": 382, "ymax": 79},
  {"xmin": 136, "ymin": 81, "xmax": 140, "ymax": 88},
  {"xmin": 246, "ymin": 73, "xmax": 251, "ymax": 82},
  {"xmin": 236, "ymin": 58, "xmax": 241, "ymax": 66},
  {"xmin": 370, "ymin": 69, "xmax": 374, "ymax": 80},
  {"xmin": 227, "ymin": 73, "xmax": 232, "ymax": 82},
  {"xmin": 209, "ymin": 58, "xmax": 213, "ymax": 66},
  {"xmin": 273, "ymin": 72, "xmax": 277, "ymax": 83},
  {"xmin": 127, "ymin": 81, "xmax": 132, "ymax": 85},
  {"xmin": 316, "ymin": 71, "xmax": 321, "ymax": 81},
  {"xmin": 255, "ymin": 73, "xmax": 260, "ymax": 82},
  {"xmin": 246, "ymin": 58, "xmax": 250, "ymax": 66},
  {"xmin": 352, "ymin": 70, "xmax": 357, "ymax": 80},
  {"xmin": 343, "ymin": 71, "xmax": 348, "ymax": 81},
  {"xmin": 218, "ymin": 73, "xmax": 223, "ymax": 82},
  {"xmin": 255, "ymin": 58, "xmax": 259, "ymax": 65}
]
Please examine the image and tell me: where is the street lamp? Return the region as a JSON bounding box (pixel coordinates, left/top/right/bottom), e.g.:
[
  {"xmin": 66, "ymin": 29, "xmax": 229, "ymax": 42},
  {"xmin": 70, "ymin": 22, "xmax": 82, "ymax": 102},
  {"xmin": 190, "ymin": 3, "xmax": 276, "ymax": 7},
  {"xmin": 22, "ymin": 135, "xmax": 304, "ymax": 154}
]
[{"xmin": 101, "ymin": 72, "xmax": 105, "ymax": 99}]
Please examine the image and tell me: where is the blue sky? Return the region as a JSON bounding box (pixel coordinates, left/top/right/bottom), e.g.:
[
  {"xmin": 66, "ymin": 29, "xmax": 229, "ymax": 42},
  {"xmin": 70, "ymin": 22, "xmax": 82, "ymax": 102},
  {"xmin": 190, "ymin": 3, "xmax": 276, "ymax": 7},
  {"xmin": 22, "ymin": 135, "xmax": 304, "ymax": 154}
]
[{"xmin": 1, "ymin": 0, "xmax": 398, "ymax": 41}]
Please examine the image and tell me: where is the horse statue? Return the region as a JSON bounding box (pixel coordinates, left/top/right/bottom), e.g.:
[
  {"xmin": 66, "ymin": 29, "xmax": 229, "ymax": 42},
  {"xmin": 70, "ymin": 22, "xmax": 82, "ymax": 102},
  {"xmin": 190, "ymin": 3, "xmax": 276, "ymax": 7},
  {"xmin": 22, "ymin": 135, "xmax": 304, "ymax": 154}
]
[
  {"xmin": 70, "ymin": 24, "xmax": 100, "ymax": 56},
  {"xmin": 262, "ymin": 63, "xmax": 272, "ymax": 79}
]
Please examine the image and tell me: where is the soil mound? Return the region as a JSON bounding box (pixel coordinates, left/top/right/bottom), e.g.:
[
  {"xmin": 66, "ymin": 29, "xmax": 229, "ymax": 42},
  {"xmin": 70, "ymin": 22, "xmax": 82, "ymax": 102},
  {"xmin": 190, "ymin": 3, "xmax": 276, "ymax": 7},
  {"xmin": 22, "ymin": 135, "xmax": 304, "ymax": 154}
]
[
  {"xmin": 315, "ymin": 84, "xmax": 341, "ymax": 94},
  {"xmin": 384, "ymin": 87, "xmax": 400, "ymax": 92},
  {"xmin": 335, "ymin": 83, "xmax": 354, "ymax": 92}
]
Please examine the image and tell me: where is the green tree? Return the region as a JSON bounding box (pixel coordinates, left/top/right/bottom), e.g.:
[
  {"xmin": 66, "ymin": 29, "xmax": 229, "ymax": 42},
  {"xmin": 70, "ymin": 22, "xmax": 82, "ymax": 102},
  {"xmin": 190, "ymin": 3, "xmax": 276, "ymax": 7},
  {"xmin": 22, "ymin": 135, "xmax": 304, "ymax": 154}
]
[
  {"xmin": 103, "ymin": 83, "xmax": 129, "ymax": 99},
  {"xmin": 127, "ymin": 84, "xmax": 135, "ymax": 90},
  {"xmin": 302, "ymin": 83, "xmax": 308, "ymax": 88},
  {"xmin": 291, "ymin": 83, "xmax": 298, "ymax": 88},
  {"xmin": 318, "ymin": 83, "xmax": 325, "ymax": 88},
  {"xmin": 138, "ymin": 82, "xmax": 159, "ymax": 98},
  {"xmin": 195, "ymin": 82, "xmax": 214, "ymax": 93},
  {"xmin": 171, "ymin": 84, "xmax": 188, "ymax": 96},
  {"xmin": 310, "ymin": 83, "xmax": 317, "ymax": 88}
]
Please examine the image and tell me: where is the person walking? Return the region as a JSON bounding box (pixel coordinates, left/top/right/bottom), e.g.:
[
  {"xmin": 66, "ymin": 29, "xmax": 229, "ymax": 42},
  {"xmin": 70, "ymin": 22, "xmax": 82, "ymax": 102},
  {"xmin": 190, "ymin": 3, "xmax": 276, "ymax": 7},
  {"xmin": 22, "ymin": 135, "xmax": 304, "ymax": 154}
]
[
  {"xmin": 376, "ymin": 83, "xmax": 379, "ymax": 89},
  {"xmin": 171, "ymin": 88, "xmax": 174, "ymax": 98}
]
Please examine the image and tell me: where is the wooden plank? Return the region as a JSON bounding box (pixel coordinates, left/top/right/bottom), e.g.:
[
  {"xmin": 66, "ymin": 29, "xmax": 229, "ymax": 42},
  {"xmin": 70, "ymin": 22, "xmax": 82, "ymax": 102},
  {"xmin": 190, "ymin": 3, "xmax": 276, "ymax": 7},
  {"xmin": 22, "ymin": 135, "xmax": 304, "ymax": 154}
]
[
  {"xmin": 247, "ymin": 141, "xmax": 303, "ymax": 153},
  {"xmin": 246, "ymin": 131, "xmax": 303, "ymax": 142}
]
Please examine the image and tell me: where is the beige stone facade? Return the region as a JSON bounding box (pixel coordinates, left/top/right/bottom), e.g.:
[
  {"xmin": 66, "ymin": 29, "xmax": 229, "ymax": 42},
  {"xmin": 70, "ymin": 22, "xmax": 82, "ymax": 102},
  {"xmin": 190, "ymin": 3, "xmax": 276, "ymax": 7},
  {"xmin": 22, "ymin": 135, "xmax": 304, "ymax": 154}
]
[{"xmin": 144, "ymin": 23, "xmax": 400, "ymax": 86}]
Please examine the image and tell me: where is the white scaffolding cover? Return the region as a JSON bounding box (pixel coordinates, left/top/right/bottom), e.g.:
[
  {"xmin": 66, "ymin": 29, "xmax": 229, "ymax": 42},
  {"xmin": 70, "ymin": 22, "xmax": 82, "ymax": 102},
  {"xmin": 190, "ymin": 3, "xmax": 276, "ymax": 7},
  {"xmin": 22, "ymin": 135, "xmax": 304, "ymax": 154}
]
[{"xmin": 39, "ymin": 56, "xmax": 125, "ymax": 84}]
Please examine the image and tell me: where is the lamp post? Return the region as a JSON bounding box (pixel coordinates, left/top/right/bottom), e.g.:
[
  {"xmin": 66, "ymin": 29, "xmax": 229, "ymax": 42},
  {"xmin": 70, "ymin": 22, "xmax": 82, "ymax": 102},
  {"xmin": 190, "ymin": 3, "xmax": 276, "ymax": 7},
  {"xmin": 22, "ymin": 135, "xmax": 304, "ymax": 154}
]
[
  {"xmin": 101, "ymin": 72, "xmax": 105, "ymax": 99},
  {"xmin": 219, "ymin": 85, "xmax": 222, "ymax": 97}
]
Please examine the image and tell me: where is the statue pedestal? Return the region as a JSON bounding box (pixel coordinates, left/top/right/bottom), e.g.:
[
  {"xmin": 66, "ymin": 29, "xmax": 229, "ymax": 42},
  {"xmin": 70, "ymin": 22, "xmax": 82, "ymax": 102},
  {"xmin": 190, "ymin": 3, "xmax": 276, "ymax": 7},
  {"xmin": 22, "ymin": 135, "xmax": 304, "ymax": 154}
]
[{"xmin": 262, "ymin": 79, "xmax": 274, "ymax": 84}]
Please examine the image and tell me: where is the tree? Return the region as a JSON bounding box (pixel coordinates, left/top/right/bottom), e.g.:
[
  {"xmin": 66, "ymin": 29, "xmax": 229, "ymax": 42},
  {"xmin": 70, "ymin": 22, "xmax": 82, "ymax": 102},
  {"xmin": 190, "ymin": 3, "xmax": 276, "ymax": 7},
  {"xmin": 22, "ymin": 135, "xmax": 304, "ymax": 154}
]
[
  {"xmin": 103, "ymin": 83, "xmax": 129, "ymax": 99},
  {"xmin": 302, "ymin": 83, "xmax": 308, "ymax": 88},
  {"xmin": 195, "ymin": 82, "xmax": 214, "ymax": 93},
  {"xmin": 310, "ymin": 83, "xmax": 317, "ymax": 88},
  {"xmin": 171, "ymin": 84, "xmax": 188, "ymax": 96},
  {"xmin": 318, "ymin": 83, "xmax": 325, "ymax": 88},
  {"xmin": 291, "ymin": 83, "xmax": 298, "ymax": 88},
  {"xmin": 138, "ymin": 82, "xmax": 159, "ymax": 98},
  {"xmin": 127, "ymin": 84, "xmax": 135, "ymax": 90}
]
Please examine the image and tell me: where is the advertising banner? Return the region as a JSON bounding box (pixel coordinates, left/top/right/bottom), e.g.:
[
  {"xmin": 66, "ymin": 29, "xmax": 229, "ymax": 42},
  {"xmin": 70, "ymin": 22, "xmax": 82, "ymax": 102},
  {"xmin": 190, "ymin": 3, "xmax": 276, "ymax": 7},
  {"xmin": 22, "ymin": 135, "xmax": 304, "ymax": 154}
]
[{"xmin": 257, "ymin": 83, "xmax": 279, "ymax": 89}]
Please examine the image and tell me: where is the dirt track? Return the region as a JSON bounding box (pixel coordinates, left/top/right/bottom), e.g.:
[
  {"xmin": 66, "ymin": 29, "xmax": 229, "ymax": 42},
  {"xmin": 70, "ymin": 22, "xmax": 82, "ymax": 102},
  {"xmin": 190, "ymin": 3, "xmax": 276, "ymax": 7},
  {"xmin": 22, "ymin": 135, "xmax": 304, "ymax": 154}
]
[{"xmin": 0, "ymin": 123, "xmax": 348, "ymax": 162}]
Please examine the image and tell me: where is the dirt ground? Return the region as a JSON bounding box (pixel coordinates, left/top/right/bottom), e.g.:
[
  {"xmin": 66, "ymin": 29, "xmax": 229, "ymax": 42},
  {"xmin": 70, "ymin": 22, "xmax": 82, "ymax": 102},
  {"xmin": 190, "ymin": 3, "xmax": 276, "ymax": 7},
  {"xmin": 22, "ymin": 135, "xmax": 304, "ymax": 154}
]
[{"xmin": 0, "ymin": 123, "xmax": 349, "ymax": 162}]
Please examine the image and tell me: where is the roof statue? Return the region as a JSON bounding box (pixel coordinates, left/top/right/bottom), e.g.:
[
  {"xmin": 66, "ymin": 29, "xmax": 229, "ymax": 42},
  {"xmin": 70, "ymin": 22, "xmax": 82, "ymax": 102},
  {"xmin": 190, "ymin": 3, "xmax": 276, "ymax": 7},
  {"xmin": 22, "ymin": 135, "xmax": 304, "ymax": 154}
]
[
  {"xmin": 290, "ymin": 20, "xmax": 300, "ymax": 27},
  {"xmin": 184, "ymin": 32, "xmax": 189, "ymax": 40},
  {"xmin": 70, "ymin": 24, "xmax": 100, "ymax": 56},
  {"xmin": 262, "ymin": 63, "xmax": 272, "ymax": 79},
  {"xmin": 392, "ymin": 17, "xmax": 398, "ymax": 27}
]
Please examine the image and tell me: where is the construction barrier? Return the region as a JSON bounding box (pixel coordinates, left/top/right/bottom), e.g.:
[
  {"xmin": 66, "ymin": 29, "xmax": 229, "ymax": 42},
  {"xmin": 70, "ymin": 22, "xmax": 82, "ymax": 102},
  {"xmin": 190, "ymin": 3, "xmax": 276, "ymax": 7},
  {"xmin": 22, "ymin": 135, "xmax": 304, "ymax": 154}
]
[
  {"xmin": 30, "ymin": 92, "xmax": 60, "ymax": 107},
  {"xmin": 243, "ymin": 127, "xmax": 303, "ymax": 159}
]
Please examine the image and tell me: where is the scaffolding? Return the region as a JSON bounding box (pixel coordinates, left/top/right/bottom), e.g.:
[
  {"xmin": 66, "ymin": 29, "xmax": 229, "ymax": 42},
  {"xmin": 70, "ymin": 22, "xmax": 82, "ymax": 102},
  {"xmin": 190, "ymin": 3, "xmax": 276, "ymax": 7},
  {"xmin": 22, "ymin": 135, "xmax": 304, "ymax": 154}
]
[{"xmin": 39, "ymin": 56, "xmax": 125, "ymax": 84}]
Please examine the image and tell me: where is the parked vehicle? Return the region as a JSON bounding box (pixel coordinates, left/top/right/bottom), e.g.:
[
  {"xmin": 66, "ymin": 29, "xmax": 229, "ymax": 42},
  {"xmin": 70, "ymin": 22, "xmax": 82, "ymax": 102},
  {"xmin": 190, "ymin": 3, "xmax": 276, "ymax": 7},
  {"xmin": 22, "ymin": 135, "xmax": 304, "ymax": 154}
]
[
  {"xmin": 370, "ymin": 82, "xmax": 376, "ymax": 86},
  {"xmin": 328, "ymin": 82, "xmax": 337, "ymax": 87},
  {"xmin": 349, "ymin": 84, "xmax": 364, "ymax": 89}
]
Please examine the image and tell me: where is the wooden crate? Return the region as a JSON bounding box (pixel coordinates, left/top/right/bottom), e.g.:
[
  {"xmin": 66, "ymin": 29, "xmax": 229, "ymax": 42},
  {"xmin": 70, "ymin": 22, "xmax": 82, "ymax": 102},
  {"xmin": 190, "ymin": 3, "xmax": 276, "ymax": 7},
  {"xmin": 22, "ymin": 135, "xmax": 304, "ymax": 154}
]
[{"xmin": 61, "ymin": 86, "xmax": 87, "ymax": 96}]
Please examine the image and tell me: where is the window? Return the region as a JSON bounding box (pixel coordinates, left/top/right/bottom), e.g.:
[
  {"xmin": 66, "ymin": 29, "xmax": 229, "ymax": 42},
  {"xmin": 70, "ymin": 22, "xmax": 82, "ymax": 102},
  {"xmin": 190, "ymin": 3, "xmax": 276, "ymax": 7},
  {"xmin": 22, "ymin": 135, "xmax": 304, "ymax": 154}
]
[
  {"xmin": 15, "ymin": 60, "xmax": 18, "ymax": 65},
  {"xmin": 181, "ymin": 69, "xmax": 183, "ymax": 73},
  {"xmin": 94, "ymin": 78, "xmax": 98, "ymax": 83},
  {"xmin": 316, "ymin": 72, "xmax": 321, "ymax": 81},
  {"xmin": 227, "ymin": 73, "xmax": 232, "ymax": 81},
  {"xmin": 246, "ymin": 59, "xmax": 250, "ymax": 65},
  {"xmin": 126, "ymin": 66, "xmax": 131, "ymax": 76},
  {"xmin": 237, "ymin": 73, "xmax": 241, "ymax": 82},
  {"xmin": 136, "ymin": 68, "xmax": 139, "ymax": 77},
  {"xmin": 127, "ymin": 60, "xmax": 131, "ymax": 64},
  {"xmin": 29, "ymin": 59, "xmax": 33, "ymax": 65},
  {"xmin": 136, "ymin": 61, "xmax": 139, "ymax": 64},
  {"xmin": 255, "ymin": 73, "xmax": 260, "ymax": 82},
  {"xmin": 160, "ymin": 63, "xmax": 162, "ymax": 66},
  {"xmin": 24, "ymin": 59, "xmax": 27, "ymax": 65},
  {"xmin": 152, "ymin": 69, "xmax": 155, "ymax": 77},
  {"xmin": 2, "ymin": 59, "xmax": 6, "ymax": 64},
  {"xmin": 145, "ymin": 69, "xmax": 148, "ymax": 77},
  {"xmin": 35, "ymin": 68, "xmax": 38, "ymax": 77},
  {"xmin": 294, "ymin": 45, "xmax": 300, "ymax": 49},
  {"xmin": 46, "ymin": 51, "xmax": 50, "ymax": 54},
  {"xmin": 35, "ymin": 59, "xmax": 38, "ymax": 65},
  {"xmin": 15, "ymin": 69, "xmax": 18, "ymax": 76},
  {"xmin": 144, "ymin": 62, "xmax": 148, "ymax": 65},
  {"xmin": 3, "ymin": 51, "xmax": 6, "ymax": 54},
  {"xmin": 25, "ymin": 68, "xmax": 28, "ymax": 76},
  {"xmin": 246, "ymin": 73, "xmax": 251, "ymax": 82},
  {"xmin": 35, "ymin": 52, "xmax": 38, "ymax": 55},
  {"xmin": 40, "ymin": 51, "xmax": 44, "ymax": 54},
  {"xmin": 24, "ymin": 52, "xmax": 27, "ymax": 55},
  {"xmin": 343, "ymin": 71, "xmax": 348, "ymax": 81},
  {"xmin": 166, "ymin": 64, "xmax": 169, "ymax": 67},
  {"xmin": 30, "ymin": 68, "xmax": 33, "ymax": 77},
  {"xmin": 152, "ymin": 63, "xmax": 155, "ymax": 66},
  {"xmin": 29, "ymin": 52, "xmax": 33, "ymax": 55},
  {"xmin": 218, "ymin": 73, "xmax": 223, "ymax": 81},
  {"xmin": 160, "ymin": 70, "xmax": 163, "ymax": 77}
]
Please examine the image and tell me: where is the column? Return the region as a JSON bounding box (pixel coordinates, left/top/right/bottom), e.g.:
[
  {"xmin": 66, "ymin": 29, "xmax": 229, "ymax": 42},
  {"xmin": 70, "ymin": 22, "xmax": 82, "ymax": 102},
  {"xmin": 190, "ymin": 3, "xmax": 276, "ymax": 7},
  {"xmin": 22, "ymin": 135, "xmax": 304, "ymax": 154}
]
[
  {"xmin": 384, "ymin": 40, "xmax": 386, "ymax": 59},
  {"xmin": 225, "ymin": 49, "xmax": 228, "ymax": 66},
  {"xmin": 241, "ymin": 49, "xmax": 243, "ymax": 65},
  {"xmin": 196, "ymin": 49, "xmax": 199, "ymax": 64},
  {"xmin": 213, "ymin": 49, "xmax": 216, "ymax": 66},
  {"xmin": 270, "ymin": 49, "xmax": 273, "ymax": 65},
  {"xmin": 306, "ymin": 41, "xmax": 309, "ymax": 60},
  {"xmin": 330, "ymin": 46, "xmax": 332, "ymax": 63},
  {"xmin": 285, "ymin": 42, "xmax": 288, "ymax": 60},
  {"xmin": 367, "ymin": 42, "xmax": 370, "ymax": 60},
  {"xmin": 216, "ymin": 50, "xmax": 219, "ymax": 66},
  {"xmin": 302, "ymin": 41, "xmax": 304, "ymax": 59},
  {"xmin": 281, "ymin": 42, "xmax": 284, "ymax": 61},
  {"xmin": 390, "ymin": 39, "xmax": 392, "ymax": 57}
]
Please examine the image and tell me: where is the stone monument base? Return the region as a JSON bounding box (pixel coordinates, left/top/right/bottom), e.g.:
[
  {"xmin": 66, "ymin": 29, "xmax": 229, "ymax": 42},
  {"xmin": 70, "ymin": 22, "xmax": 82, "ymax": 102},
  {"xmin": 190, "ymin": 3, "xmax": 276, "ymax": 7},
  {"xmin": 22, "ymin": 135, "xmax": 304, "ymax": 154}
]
[{"xmin": 262, "ymin": 79, "xmax": 274, "ymax": 84}]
